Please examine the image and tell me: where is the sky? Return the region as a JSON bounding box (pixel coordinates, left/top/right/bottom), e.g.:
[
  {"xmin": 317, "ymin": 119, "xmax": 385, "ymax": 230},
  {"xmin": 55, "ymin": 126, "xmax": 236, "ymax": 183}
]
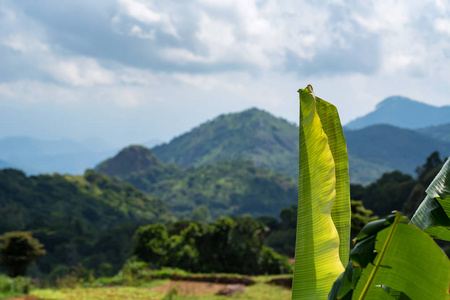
[{"xmin": 1, "ymin": 0, "xmax": 450, "ymax": 147}]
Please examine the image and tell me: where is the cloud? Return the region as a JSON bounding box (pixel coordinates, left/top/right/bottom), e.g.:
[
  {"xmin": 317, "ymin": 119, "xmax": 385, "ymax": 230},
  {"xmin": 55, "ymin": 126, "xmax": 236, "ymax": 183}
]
[
  {"xmin": 1, "ymin": 0, "xmax": 450, "ymax": 147},
  {"xmin": 1, "ymin": 0, "xmax": 387, "ymax": 77}
]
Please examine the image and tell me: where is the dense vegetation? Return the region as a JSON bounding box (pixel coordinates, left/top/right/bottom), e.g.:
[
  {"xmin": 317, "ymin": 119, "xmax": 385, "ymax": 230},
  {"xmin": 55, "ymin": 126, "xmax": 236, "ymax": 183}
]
[
  {"xmin": 97, "ymin": 146, "xmax": 298, "ymax": 219},
  {"xmin": 0, "ymin": 169, "xmax": 172, "ymax": 277},
  {"xmin": 0, "ymin": 150, "xmax": 440, "ymax": 281},
  {"xmin": 134, "ymin": 216, "xmax": 292, "ymax": 275},
  {"xmin": 260, "ymin": 201, "xmax": 377, "ymax": 257}
]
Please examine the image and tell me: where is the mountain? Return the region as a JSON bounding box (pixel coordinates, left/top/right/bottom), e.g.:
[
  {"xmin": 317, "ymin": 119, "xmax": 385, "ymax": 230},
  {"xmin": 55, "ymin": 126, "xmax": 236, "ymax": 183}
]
[
  {"xmin": 0, "ymin": 136, "xmax": 118, "ymax": 175},
  {"xmin": 345, "ymin": 124, "xmax": 450, "ymax": 176},
  {"xmin": 96, "ymin": 145, "xmax": 164, "ymax": 178},
  {"xmin": 152, "ymin": 108, "xmax": 299, "ymax": 178},
  {"xmin": 345, "ymin": 96, "xmax": 450, "ymax": 130},
  {"xmin": 416, "ymin": 123, "xmax": 450, "ymax": 144},
  {"xmin": 96, "ymin": 146, "xmax": 298, "ymax": 219}
]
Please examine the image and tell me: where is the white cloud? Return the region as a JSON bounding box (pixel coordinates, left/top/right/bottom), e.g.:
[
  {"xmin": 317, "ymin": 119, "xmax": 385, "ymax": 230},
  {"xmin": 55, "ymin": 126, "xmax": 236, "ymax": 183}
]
[
  {"xmin": 116, "ymin": 0, "xmax": 179, "ymax": 37},
  {"xmin": 3, "ymin": 34, "xmax": 48, "ymax": 52},
  {"xmin": 117, "ymin": 0, "xmax": 162, "ymax": 24},
  {"xmin": 435, "ymin": 18, "xmax": 450, "ymax": 35},
  {"xmin": 45, "ymin": 58, "xmax": 116, "ymax": 87},
  {"xmin": 2, "ymin": 0, "xmax": 450, "ymax": 144},
  {"xmin": 130, "ymin": 25, "xmax": 155, "ymax": 39}
]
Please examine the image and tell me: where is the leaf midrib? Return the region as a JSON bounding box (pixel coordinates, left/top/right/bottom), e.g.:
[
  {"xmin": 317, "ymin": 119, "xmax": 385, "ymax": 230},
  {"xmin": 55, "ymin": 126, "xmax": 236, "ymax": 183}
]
[{"xmin": 358, "ymin": 213, "xmax": 402, "ymax": 300}]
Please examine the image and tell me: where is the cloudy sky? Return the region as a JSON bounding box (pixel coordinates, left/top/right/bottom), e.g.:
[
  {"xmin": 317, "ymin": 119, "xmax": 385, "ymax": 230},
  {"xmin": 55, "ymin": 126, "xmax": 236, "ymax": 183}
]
[{"xmin": 1, "ymin": 0, "xmax": 450, "ymax": 147}]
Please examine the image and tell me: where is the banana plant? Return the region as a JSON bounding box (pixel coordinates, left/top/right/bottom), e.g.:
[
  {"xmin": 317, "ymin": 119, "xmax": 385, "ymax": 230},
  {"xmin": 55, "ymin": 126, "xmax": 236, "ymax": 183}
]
[
  {"xmin": 293, "ymin": 85, "xmax": 350, "ymax": 299},
  {"xmin": 293, "ymin": 85, "xmax": 450, "ymax": 300}
]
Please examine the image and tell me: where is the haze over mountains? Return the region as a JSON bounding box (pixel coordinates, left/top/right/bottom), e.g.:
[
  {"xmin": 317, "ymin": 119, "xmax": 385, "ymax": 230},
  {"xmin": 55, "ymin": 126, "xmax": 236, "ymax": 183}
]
[
  {"xmin": 1, "ymin": 95, "xmax": 450, "ymax": 185},
  {"xmin": 0, "ymin": 137, "xmax": 117, "ymax": 175}
]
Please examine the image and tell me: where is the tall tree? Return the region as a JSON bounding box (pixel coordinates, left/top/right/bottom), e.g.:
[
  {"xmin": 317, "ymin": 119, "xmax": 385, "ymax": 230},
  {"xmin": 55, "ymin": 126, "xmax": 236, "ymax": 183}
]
[{"xmin": 0, "ymin": 232, "xmax": 46, "ymax": 277}]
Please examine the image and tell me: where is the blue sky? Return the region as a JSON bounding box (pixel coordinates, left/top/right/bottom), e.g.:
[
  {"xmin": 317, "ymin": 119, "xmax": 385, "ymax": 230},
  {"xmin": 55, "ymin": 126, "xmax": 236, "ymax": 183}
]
[{"xmin": 1, "ymin": 0, "xmax": 450, "ymax": 147}]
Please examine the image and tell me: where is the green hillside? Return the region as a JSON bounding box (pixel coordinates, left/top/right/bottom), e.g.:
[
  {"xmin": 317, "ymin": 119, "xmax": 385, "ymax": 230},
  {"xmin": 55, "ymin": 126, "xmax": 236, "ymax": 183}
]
[
  {"xmin": 152, "ymin": 108, "xmax": 299, "ymax": 178},
  {"xmin": 0, "ymin": 168, "xmax": 172, "ymax": 275},
  {"xmin": 96, "ymin": 146, "xmax": 298, "ymax": 219},
  {"xmin": 96, "ymin": 145, "xmax": 167, "ymax": 178}
]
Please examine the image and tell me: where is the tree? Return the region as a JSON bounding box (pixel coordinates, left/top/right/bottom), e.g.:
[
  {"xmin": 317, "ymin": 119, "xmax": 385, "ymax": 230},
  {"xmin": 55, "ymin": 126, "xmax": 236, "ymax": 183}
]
[
  {"xmin": 190, "ymin": 205, "xmax": 211, "ymax": 223},
  {"xmin": 403, "ymin": 151, "xmax": 444, "ymax": 217},
  {"xmin": 133, "ymin": 224, "xmax": 169, "ymax": 268},
  {"xmin": 415, "ymin": 151, "xmax": 443, "ymax": 181},
  {"xmin": 0, "ymin": 231, "xmax": 46, "ymax": 277}
]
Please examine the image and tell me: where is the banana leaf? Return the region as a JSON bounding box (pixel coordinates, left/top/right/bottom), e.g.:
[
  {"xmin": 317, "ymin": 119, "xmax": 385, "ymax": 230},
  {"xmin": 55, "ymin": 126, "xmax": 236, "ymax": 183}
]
[
  {"xmin": 410, "ymin": 157, "xmax": 450, "ymax": 241},
  {"xmin": 329, "ymin": 213, "xmax": 450, "ymax": 300},
  {"xmin": 316, "ymin": 92, "xmax": 351, "ymax": 267},
  {"xmin": 292, "ymin": 85, "xmax": 350, "ymax": 299}
]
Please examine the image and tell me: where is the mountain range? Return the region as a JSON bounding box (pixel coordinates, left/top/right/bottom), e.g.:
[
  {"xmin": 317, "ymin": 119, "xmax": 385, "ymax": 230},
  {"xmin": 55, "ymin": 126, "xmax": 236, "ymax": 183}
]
[
  {"xmin": 148, "ymin": 107, "xmax": 450, "ymax": 184},
  {"xmin": 2, "ymin": 95, "xmax": 450, "ymax": 184}
]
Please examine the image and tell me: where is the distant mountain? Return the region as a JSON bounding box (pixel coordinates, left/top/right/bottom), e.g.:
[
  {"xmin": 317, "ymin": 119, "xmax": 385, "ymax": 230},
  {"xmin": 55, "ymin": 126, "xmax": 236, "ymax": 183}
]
[
  {"xmin": 96, "ymin": 146, "xmax": 297, "ymax": 219},
  {"xmin": 345, "ymin": 124, "xmax": 450, "ymax": 176},
  {"xmin": 346, "ymin": 96, "xmax": 450, "ymax": 130},
  {"xmin": 415, "ymin": 123, "xmax": 450, "ymax": 144},
  {"xmin": 152, "ymin": 108, "xmax": 299, "ymax": 178},
  {"xmin": 0, "ymin": 136, "xmax": 117, "ymax": 175}
]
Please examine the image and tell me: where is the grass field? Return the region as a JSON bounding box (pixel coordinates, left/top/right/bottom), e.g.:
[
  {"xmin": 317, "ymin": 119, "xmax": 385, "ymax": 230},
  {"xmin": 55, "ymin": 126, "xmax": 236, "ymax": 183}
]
[{"xmin": 27, "ymin": 277, "xmax": 291, "ymax": 300}]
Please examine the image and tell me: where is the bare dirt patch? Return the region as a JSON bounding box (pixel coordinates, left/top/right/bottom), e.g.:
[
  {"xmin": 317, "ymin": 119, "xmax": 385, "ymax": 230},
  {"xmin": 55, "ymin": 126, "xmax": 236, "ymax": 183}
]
[
  {"xmin": 6, "ymin": 296, "xmax": 39, "ymax": 300},
  {"xmin": 150, "ymin": 280, "xmax": 230, "ymax": 296}
]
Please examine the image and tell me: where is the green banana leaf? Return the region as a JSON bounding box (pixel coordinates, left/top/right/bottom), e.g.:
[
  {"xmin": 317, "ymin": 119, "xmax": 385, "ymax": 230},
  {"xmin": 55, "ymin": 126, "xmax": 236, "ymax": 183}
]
[
  {"xmin": 410, "ymin": 157, "xmax": 450, "ymax": 241},
  {"xmin": 316, "ymin": 92, "xmax": 351, "ymax": 267},
  {"xmin": 293, "ymin": 85, "xmax": 350, "ymax": 299},
  {"xmin": 330, "ymin": 213, "xmax": 450, "ymax": 300}
]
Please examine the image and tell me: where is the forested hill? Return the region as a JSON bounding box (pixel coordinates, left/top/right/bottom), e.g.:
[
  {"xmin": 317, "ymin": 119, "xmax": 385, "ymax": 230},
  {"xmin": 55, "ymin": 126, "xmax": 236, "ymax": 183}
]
[
  {"xmin": 96, "ymin": 145, "xmax": 166, "ymax": 178},
  {"xmin": 0, "ymin": 168, "xmax": 172, "ymax": 274},
  {"xmin": 96, "ymin": 146, "xmax": 298, "ymax": 219},
  {"xmin": 0, "ymin": 169, "xmax": 170, "ymax": 233},
  {"xmin": 152, "ymin": 108, "xmax": 299, "ymax": 178},
  {"xmin": 146, "ymin": 108, "xmax": 450, "ymax": 184}
]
